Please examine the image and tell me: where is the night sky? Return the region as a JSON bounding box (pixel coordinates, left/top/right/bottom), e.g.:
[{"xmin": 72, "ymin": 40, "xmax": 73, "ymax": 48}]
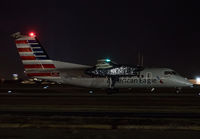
[{"xmin": 0, "ymin": 0, "xmax": 199, "ymax": 79}]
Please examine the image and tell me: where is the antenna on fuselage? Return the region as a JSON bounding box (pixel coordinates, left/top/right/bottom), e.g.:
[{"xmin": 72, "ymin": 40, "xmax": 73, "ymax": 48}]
[
  {"xmin": 137, "ymin": 51, "xmax": 144, "ymax": 66},
  {"xmin": 141, "ymin": 55, "xmax": 144, "ymax": 66}
]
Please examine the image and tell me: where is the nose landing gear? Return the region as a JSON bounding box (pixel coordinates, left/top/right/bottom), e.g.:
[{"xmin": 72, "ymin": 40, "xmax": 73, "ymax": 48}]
[
  {"xmin": 176, "ymin": 87, "xmax": 182, "ymax": 93},
  {"xmin": 150, "ymin": 88, "xmax": 155, "ymax": 92}
]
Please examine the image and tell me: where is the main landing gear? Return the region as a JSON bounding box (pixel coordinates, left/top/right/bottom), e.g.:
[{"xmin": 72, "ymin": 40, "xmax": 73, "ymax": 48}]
[
  {"xmin": 108, "ymin": 76, "xmax": 119, "ymax": 89},
  {"xmin": 106, "ymin": 76, "xmax": 120, "ymax": 94}
]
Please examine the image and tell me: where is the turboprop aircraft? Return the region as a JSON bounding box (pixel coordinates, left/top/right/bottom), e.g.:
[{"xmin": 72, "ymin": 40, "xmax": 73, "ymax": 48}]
[{"xmin": 11, "ymin": 32, "xmax": 193, "ymax": 93}]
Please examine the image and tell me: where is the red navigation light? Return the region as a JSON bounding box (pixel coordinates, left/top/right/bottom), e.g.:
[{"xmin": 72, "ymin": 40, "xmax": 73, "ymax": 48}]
[{"xmin": 29, "ymin": 32, "xmax": 35, "ymax": 37}]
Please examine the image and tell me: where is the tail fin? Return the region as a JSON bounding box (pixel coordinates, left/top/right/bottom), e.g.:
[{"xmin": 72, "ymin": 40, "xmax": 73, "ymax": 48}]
[{"xmin": 12, "ymin": 32, "xmax": 60, "ymax": 79}]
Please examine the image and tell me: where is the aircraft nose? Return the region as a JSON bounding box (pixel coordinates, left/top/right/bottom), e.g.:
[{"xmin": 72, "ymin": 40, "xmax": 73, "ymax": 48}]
[
  {"xmin": 184, "ymin": 80, "xmax": 193, "ymax": 87},
  {"xmin": 170, "ymin": 76, "xmax": 193, "ymax": 88},
  {"xmin": 179, "ymin": 78, "xmax": 193, "ymax": 87}
]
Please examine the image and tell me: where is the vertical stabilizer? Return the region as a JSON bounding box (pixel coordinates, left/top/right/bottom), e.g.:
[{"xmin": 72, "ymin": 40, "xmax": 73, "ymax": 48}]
[{"xmin": 11, "ymin": 32, "xmax": 60, "ymax": 79}]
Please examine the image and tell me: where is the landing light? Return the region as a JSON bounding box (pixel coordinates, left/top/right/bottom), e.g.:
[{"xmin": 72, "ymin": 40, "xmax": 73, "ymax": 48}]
[
  {"xmin": 196, "ymin": 77, "xmax": 200, "ymax": 84},
  {"xmin": 29, "ymin": 32, "xmax": 36, "ymax": 37}
]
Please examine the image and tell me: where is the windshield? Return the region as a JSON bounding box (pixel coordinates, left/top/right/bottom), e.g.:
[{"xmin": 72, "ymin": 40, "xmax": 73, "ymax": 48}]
[{"xmin": 164, "ymin": 71, "xmax": 177, "ymax": 75}]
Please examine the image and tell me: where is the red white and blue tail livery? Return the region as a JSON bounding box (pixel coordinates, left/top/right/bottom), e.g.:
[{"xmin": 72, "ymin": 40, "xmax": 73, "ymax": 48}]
[
  {"xmin": 12, "ymin": 32, "xmax": 89, "ymax": 83},
  {"xmin": 13, "ymin": 32, "xmax": 60, "ymax": 81}
]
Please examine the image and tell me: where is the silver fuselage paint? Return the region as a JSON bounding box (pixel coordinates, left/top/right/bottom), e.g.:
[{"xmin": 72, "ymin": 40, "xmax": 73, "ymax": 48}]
[{"xmin": 57, "ymin": 68, "xmax": 193, "ymax": 89}]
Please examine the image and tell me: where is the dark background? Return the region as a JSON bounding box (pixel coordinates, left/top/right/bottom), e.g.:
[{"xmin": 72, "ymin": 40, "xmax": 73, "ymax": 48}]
[{"xmin": 0, "ymin": 0, "xmax": 199, "ymax": 79}]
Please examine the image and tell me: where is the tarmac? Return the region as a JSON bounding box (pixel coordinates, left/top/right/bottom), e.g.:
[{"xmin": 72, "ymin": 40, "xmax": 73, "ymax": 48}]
[{"xmin": 1, "ymin": 84, "xmax": 200, "ymax": 138}]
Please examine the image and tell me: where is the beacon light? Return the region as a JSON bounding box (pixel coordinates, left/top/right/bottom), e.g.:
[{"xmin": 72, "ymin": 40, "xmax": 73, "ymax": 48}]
[
  {"xmin": 29, "ymin": 32, "xmax": 36, "ymax": 37},
  {"xmin": 106, "ymin": 59, "xmax": 111, "ymax": 62}
]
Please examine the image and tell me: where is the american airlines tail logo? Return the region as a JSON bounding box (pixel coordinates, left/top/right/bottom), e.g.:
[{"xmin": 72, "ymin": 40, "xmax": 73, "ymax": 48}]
[{"xmin": 156, "ymin": 76, "xmax": 164, "ymax": 84}]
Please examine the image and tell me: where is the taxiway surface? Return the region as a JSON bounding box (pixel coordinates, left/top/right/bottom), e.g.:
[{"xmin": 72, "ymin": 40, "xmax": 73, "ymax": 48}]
[{"xmin": 1, "ymin": 85, "xmax": 200, "ymax": 138}]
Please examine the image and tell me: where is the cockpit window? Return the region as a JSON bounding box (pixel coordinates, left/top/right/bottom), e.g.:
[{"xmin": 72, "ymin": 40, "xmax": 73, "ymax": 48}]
[{"xmin": 164, "ymin": 71, "xmax": 176, "ymax": 75}]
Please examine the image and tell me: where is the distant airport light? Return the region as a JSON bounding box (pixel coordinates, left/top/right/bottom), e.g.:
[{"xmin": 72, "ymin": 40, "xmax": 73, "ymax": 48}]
[
  {"xmin": 12, "ymin": 73, "xmax": 18, "ymax": 80},
  {"xmin": 196, "ymin": 77, "xmax": 200, "ymax": 84},
  {"xmin": 8, "ymin": 90, "xmax": 12, "ymax": 94},
  {"xmin": 106, "ymin": 59, "xmax": 111, "ymax": 62},
  {"xmin": 29, "ymin": 32, "xmax": 36, "ymax": 37}
]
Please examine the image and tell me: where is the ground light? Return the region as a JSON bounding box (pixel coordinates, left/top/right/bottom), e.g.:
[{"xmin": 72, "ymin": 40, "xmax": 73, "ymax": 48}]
[{"xmin": 196, "ymin": 77, "xmax": 200, "ymax": 84}]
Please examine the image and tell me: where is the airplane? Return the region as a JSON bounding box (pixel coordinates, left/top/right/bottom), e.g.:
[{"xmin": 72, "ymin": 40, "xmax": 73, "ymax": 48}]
[{"xmin": 11, "ymin": 32, "xmax": 193, "ymax": 93}]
